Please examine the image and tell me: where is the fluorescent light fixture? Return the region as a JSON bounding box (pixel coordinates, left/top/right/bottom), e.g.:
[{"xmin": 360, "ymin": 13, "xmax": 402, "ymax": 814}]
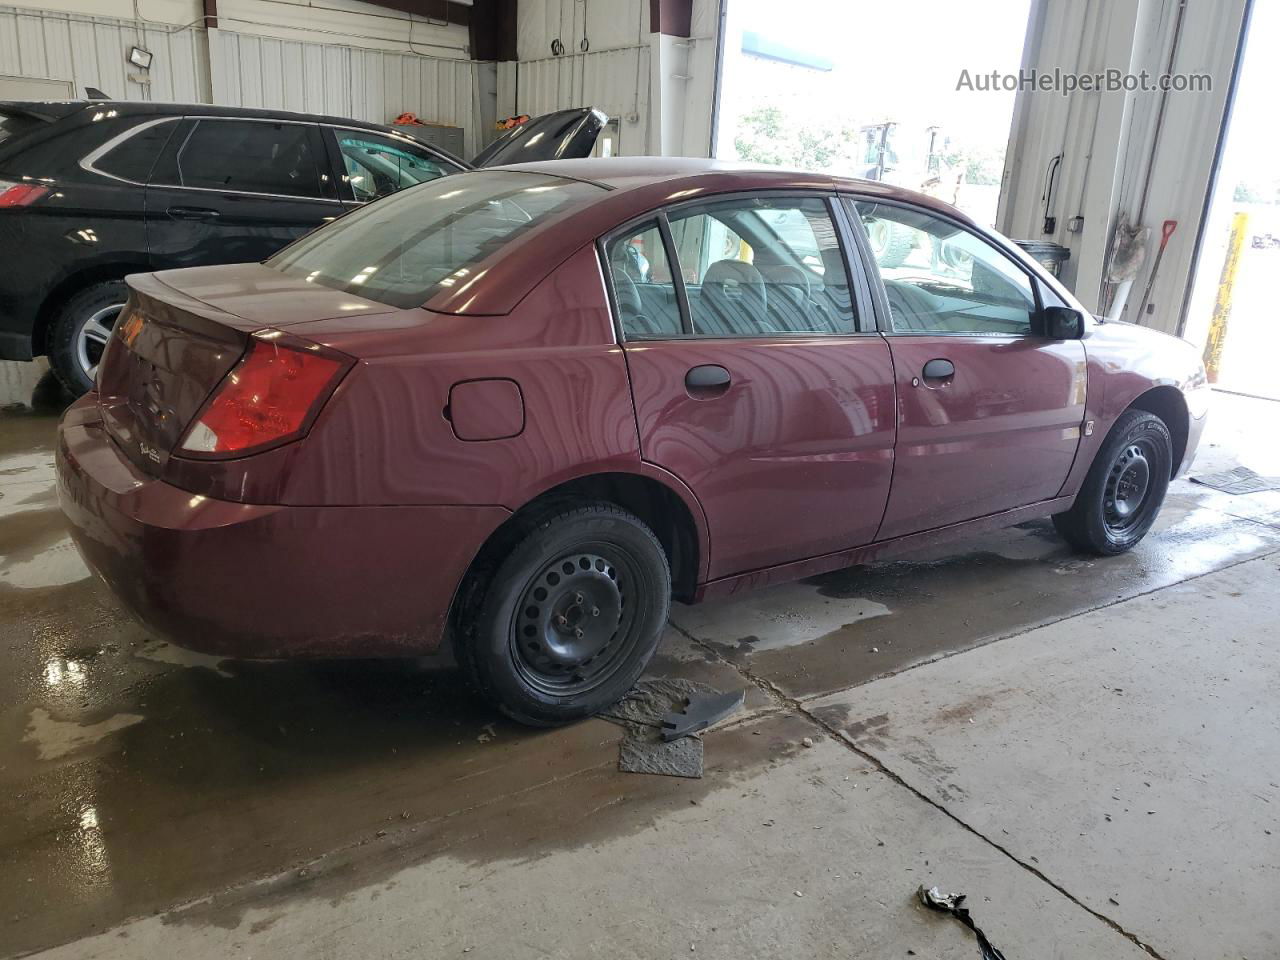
[{"xmin": 128, "ymin": 46, "xmax": 153, "ymax": 70}]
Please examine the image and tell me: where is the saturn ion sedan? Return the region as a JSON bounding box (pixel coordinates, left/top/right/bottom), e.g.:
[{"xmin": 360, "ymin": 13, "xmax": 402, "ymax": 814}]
[{"xmin": 56, "ymin": 158, "xmax": 1209, "ymax": 724}]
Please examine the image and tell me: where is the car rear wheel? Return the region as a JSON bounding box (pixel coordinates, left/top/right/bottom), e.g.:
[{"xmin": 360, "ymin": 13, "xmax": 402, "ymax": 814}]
[
  {"xmin": 49, "ymin": 280, "xmax": 128, "ymax": 396},
  {"xmin": 1053, "ymin": 409, "xmax": 1173, "ymax": 555},
  {"xmin": 458, "ymin": 503, "xmax": 671, "ymax": 726}
]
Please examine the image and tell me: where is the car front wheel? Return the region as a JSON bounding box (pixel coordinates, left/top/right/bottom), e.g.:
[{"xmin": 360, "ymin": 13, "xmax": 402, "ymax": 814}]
[
  {"xmin": 49, "ymin": 280, "xmax": 128, "ymax": 396},
  {"xmin": 458, "ymin": 503, "xmax": 671, "ymax": 725},
  {"xmin": 1053, "ymin": 409, "xmax": 1173, "ymax": 555}
]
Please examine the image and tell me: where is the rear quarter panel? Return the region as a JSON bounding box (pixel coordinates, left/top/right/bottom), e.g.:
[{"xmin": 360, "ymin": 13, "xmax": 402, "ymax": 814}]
[{"xmin": 276, "ymin": 245, "xmax": 647, "ymax": 508}]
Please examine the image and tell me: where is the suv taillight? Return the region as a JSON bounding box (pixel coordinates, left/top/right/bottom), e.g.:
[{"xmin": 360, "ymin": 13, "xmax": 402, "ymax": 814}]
[
  {"xmin": 0, "ymin": 179, "xmax": 49, "ymax": 207},
  {"xmin": 180, "ymin": 336, "xmax": 351, "ymax": 457}
]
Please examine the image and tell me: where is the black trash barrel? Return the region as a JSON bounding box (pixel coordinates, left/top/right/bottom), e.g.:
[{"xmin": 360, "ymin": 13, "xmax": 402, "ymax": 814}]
[{"xmin": 1014, "ymin": 241, "xmax": 1070, "ymax": 277}]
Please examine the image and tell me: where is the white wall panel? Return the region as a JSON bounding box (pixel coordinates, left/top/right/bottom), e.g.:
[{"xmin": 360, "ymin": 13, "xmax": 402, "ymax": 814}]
[
  {"xmin": 516, "ymin": 43, "xmax": 651, "ymax": 155},
  {"xmin": 0, "ymin": 4, "xmax": 209, "ymax": 101},
  {"xmin": 208, "ymin": 28, "xmax": 483, "ymax": 155}
]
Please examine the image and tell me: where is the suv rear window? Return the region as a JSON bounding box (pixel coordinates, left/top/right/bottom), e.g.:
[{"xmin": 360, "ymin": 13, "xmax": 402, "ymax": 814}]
[
  {"xmin": 267, "ymin": 170, "xmax": 605, "ymax": 309},
  {"xmin": 0, "ymin": 112, "xmax": 45, "ymax": 146}
]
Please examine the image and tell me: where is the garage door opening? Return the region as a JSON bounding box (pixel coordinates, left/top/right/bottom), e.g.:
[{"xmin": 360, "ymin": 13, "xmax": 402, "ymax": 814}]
[
  {"xmin": 712, "ymin": 0, "xmax": 1032, "ymax": 227},
  {"xmin": 1183, "ymin": 0, "xmax": 1280, "ymax": 402}
]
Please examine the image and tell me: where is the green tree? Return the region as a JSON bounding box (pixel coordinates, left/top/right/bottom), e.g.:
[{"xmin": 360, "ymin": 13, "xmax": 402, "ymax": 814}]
[{"xmin": 732, "ymin": 105, "xmax": 861, "ymax": 172}]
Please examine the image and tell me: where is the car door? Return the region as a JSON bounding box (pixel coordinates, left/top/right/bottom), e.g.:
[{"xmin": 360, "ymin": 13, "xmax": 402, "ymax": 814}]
[
  {"xmin": 145, "ymin": 116, "xmax": 340, "ymax": 271},
  {"xmin": 322, "ymin": 126, "xmax": 464, "ymax": 211},
  {"xmin": 607, "ymin": 194, "xmax": 897, "ymax": 580},
  {"xmin": 846, "ymin": 197, "xmax": 1087, "ymax": 540}
]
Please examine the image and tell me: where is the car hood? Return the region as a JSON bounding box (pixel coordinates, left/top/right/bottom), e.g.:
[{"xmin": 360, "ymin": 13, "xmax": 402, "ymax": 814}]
[{"xmin": 470, "ymin": 108, "xmax": 607, "ymax": 167}]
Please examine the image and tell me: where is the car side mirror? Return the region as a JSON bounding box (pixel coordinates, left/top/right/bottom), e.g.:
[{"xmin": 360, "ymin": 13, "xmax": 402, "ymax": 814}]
[{"xmin": 1038, "ymin": 306, "xmax": 1085, "ymax": 339}]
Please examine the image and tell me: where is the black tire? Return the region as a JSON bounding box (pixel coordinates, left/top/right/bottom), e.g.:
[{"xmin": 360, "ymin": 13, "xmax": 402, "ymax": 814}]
[
  {"xmin": 457, "ymin": 503, "xmax": 671, "ymax": 726},
  {"xmin": 48, "ymin": 280, "xmax": 129, "ymax": 396},
  {"xmin": 1053, "ymin": 410, "xmax": 1173, "ymax": 555},
  {"xmin": 868, "ymin": 219, "xmax": 914, "ymax": 268}
]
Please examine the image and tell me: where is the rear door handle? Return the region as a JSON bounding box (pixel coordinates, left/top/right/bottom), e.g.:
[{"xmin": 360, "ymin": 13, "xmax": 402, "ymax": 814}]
[
  {"xmin": 922, "ymin": 358, "xmax": 955, "ymax": 380},
  {"xmin": 685, "ymin": 364, "xmax": 731, "ymax": 397},
  {"xmin": 167, "ymin": 206, "xmax": 220, "ymax": 221}
]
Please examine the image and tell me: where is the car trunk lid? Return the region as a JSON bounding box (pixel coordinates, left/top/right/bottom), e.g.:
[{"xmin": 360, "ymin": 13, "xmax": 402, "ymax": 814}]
[
  {"xmin": 470, "ymin": 107, "xmax": 607, "ymax": 167},
  {"xmin": 96, "ymin": 273, "xmax": 252, "ymax": 476}
]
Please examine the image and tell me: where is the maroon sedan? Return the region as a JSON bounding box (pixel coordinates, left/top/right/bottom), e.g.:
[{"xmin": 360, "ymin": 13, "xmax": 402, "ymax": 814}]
[{"xmin": 56, "ymin": 158, "xmax": 1209, "ymax": 724}]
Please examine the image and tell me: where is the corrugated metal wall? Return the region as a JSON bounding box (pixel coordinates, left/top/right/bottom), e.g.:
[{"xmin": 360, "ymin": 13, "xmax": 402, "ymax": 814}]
[
  {"xmin": 0, "ymin": 4, "xmax": 209, "ymax": 102},
  {"xmin": 0, "ymin": 4, "xmax": 483, "ymax": 157},
  {"xmin": 209, "ymin": 29, "xmax": 483, "ymax": 156},
  {"xmin": 516, "ymin": 45, "xmax": 650, "ymax": 155},
  {"xmin": 998, "ymin": 0, "xmax": 1248, "ymax": 333}
]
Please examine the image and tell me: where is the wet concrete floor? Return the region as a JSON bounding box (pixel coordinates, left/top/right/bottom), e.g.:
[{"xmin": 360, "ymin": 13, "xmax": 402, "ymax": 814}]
[{"xmin": 1, "ymin": 360, "xmax": 1277, "ymax": 958}]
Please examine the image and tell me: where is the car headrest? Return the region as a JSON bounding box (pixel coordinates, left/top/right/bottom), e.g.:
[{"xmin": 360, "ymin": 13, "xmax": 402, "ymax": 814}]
[
  {"xmin": 759, "ymin": 264, "xmax": 810, "ymax": 298},
  {"xmin": 819, "ymin": 246, "xmax": 847, "ymax": 281},
  {"xmin": 612, "ymin": 269, "xmax": 642, "ymax": 315},
  {"xmin": 703, "ymin": 259, "xmax": 767, "ymax": 307}
]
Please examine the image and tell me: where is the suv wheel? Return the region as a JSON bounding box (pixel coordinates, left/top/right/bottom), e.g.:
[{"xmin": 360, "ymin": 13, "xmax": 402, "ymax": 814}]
[
  {"xmin": 458, "ymin": 503, "xmax": 671, "ymax": 726},
  {"xmin": 49, "ymin": 280, "xmax": 128, "ymax": 396},
  {"xmin": 1053, "ymin": 409, "xmax": 1173, "ymax": 555}
]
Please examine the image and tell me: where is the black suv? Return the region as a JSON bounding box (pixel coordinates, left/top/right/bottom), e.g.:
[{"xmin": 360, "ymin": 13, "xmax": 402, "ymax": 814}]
[{"xmin": 0, "ymin": 101, "xmax": 604, "ymax": 393}]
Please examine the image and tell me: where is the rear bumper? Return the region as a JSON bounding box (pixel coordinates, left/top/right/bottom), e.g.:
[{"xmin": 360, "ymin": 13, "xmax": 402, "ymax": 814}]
[{"xmin": 56, "ymin": 396, "xmax": 510, "ymax": 658}]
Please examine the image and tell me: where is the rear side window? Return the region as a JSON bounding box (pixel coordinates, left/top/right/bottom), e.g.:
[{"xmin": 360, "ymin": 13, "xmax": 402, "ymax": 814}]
[
  {"xmin": 267, "ymin": 170, "xmax": 605, "ymax": 309},
  {"xmin": 174, "ymin": 119, "xmax": 323, "ymax": 198},
  {"xmin": 666, "ymin": 197, "xmax": 856, "ymax": 337},
  {"xmin": 93, "ymin": 119, "xmax": 177, "ymax": 182},
  {"xmin": 604, "ymin": 221, "xmax": 684, "ymax": 339}
]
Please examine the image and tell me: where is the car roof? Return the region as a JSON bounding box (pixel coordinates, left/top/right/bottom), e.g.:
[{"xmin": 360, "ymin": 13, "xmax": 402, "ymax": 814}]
[
  {"xmin": 491, "ymin": 156, "xmax": 972, "ymax": 215},
  {"xmin": 426, "ymin": 157, "xmax": 979, "ymax": 316},
  {"xmin": 0, "ymin": 99, "xmax": 467, "ymax": 164}
]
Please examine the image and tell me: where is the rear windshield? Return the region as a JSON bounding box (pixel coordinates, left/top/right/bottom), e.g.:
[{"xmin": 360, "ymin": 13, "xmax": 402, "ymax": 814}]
[
  {"xmin": 0, "ymin": 112, "xmax": 46, "ymax": 147},
  {"xmin": 267, "ymin": 170, "xmax": 605, "ymax": 309}
]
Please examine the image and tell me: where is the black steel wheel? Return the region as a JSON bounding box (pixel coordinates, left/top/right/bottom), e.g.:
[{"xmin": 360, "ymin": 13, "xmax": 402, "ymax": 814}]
[
  {"xmin": 459, "ymin": 503, "xmax": 670, "ymax": 725},
  {"xmin": 1053, "ymin": 409, "xmax": 1173, "ymax": 555}
]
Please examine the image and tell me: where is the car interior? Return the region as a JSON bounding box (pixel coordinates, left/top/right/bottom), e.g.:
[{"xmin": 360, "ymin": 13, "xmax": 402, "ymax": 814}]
[{"xmin": 610, "ymin": 202, "xmax": 855, "ymax": 338}]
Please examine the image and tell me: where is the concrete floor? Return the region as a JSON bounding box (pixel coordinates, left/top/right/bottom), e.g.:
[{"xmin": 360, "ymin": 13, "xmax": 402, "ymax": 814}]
[{"xmin": 1, "ymin": 359, "xmax": 1278, "ymax": 959}]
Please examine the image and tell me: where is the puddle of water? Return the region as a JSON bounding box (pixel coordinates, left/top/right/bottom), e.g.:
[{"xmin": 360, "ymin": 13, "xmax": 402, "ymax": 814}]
[
  {"xmin": 23, "ymin": 707, "xmax": 144, "ymax": 761},
  {"xmin": 134, "ymin": 640, "xmax": 234, "ymax": 677},
  {"xmin": 673, "ymin": 580, "xmax": 891, "ymax": 653},
  {"xmin": 1, "ymin": 534, "xmax": 90, "ymax": 588}
]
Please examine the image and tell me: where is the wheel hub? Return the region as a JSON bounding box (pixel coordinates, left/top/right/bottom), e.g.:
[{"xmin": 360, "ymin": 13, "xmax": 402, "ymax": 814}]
[
  {"xmin": 516, "ymin": 553, "xmax": 625, "ymax": 683},
  {"xmin": 1105, "ymin": 444, "xmax": 1152, "ymax": 527},
  {"xmin": 75, "ymin": 303, "xmax": 126, "ymax": 380}
]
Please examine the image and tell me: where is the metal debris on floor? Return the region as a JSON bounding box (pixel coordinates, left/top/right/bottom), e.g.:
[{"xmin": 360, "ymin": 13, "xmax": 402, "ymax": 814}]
[
  {"xmin": 917, "ymin": 885, "xmax": 1008, "ymax": 960},
  {"xmin": 1191, "ymin": 465, "xmax": 1280, "ymax": 495},
  {"xmin": 598, "ymin": 678, "xmax": 743, "ymax": 779}
]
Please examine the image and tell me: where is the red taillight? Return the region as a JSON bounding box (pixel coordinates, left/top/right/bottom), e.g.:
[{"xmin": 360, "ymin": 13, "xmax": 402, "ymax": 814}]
[
  {"xmin": 0, "ymin": 182, "xmax": 49, "ymax": 207},
  {"xmin": 180, "ymin": 338, "xmax": 348, "ymax": 456}
]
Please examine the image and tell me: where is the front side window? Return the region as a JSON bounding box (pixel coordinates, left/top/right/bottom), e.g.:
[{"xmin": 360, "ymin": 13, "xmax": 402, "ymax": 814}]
[
  {"xmin": 175, "ymin": 119, "xmax": 323, "ymax": 198},
  {"xmin": 268, "ymin": 170, "xmax": 605, "ymax": 309},
  {"xmin": 335, "ymin": 131, "xmax": 453, "ymax": 202},
  {"xmin": 666, "ymin": 196, "xmax": 855, "ymax": 337},
  {"xmin": 853, "ymin": 200, "xmax": 1036, "ymax": 335},
  {"xmin": 604, "ymin": 221, "xmax": 683, "ymax": 339}
]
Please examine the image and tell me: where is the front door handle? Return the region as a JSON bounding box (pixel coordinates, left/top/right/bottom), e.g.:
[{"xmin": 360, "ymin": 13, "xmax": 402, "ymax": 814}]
[
  {"xmin": 685, "ymin": 364, "xmax": 731, "ymax": 398},
  {"xmin": 167, "ymin": 206, "xmax": 221, "ymax": 221},
  {"xmin": 922, "ymin": 358, "xmax": 955, "ymax": 381}
]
